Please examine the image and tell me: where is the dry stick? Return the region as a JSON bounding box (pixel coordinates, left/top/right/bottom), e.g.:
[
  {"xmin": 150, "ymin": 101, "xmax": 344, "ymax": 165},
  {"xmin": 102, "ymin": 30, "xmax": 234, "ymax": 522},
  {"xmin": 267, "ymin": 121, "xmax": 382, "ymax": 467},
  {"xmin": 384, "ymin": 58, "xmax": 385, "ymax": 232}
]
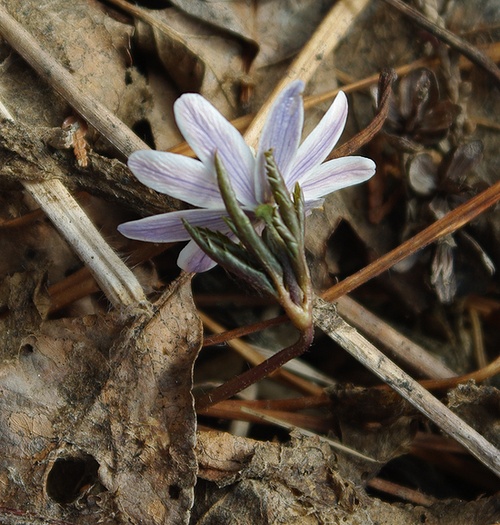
[
  {"xmin": 0, "ymin": 5, "xmax": 148, "ymax": 159},
  {"xmin": 0, "ymin": 6, "xmax": 162, "ymax": 308},
  {"xmin": 199, "ymin": 311, "xmax": 323, "ymax": 396},
  {"xmin": 23, "ymin": 180, "xmax": 147, "ymax": 308},
  {"xmin": 322, "ymin": 180, "xmax": 500, "ymax": 302},
  {"xmin": 0, "ymin": 106, "xmax": 147, "ymax": 308},
  {"xmin": 336, "ymin": 296, "xmax": 456, "ymax": 379},
  {"xmin": 243, "ymin": 0, "xmax": 371, "ymax": 149},
  {"xmin": 380, "ymin": 0, "xmax": 500, "ymax": 85},
  {"xmin": 313, "ymin": 297, "xmax": 500, "ymax": 477}
]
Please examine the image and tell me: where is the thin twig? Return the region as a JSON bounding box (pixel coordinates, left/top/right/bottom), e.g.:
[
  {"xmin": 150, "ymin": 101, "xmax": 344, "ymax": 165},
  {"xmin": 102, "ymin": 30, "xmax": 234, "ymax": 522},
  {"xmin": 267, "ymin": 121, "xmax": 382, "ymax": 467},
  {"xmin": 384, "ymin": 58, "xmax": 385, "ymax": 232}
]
[
  {"xmin": 313, "ymin": 297, "xmax": 500, "ymax": 478},
  {"xmin": 380, "ymin": 0, "xmax": 500, "ymax": 85},
  {"xmin": 322, "ymin": 180, "xmax": 500, "ymax": 302},
  {"xmin": 366, "ymin": 478, "xmax": 436, "ymax": 507},
  {"xmin": 196, "ymin": 324, "xmax": 314, "ymax": 411},
  {"xmin": 23, "ymin": 179, "xmax": 147, "ymax": 308}
]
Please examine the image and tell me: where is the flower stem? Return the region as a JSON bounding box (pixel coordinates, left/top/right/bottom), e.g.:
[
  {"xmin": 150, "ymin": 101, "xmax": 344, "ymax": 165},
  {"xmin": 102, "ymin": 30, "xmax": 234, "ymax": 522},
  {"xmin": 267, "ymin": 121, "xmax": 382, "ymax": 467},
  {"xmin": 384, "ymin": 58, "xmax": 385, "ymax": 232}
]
[{"xmin": 196, "ymin": 324, "xmax": 314, "ymax": 411}]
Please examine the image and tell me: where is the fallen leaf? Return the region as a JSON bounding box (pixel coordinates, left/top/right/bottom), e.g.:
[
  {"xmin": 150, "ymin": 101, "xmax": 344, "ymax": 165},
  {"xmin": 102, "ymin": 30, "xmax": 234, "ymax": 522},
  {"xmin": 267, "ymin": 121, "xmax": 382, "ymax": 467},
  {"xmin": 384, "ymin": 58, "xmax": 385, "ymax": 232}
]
[{"xmin": 0, "ymin": 275, "xmax": 202, "ymax": 524}]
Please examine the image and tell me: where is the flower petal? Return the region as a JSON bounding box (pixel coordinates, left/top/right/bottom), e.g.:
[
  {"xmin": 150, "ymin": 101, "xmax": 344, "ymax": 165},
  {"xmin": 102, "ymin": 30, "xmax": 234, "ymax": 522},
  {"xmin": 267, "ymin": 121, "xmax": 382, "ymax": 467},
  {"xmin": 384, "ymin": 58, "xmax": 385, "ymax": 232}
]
[
  {"xmin": 128, "ymin": 150, "xmax": 224, "ymax": 208},
  {"xmin": 288, "ymin": 91, "xmax": 349, "ymax": 187},
  {"xmin": 258, "ymin": 80, "xmax": 304, "ymax": 176},
  {"xmin": 117, "ymin": 208, "xmax": 229, "ymax": 243},
  {"xmin": 174, "ymin": 94, "xmax": 257, "ymax": 206},
  {"xmin": 177, "ymin": 240, "xmax": 218, "ymax": 272},
  {"xmin": 301, "ymin": 156, "xmax": 376, "ymax": 200}
]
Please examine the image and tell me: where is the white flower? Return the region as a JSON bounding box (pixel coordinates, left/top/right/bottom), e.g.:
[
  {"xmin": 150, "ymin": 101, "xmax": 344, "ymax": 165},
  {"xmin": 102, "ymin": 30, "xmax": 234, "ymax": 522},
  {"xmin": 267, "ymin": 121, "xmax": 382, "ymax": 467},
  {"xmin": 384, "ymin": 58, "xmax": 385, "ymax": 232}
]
[{"xmin": 118, "ymin": 80, "xmax": 376, "ymax": 272}]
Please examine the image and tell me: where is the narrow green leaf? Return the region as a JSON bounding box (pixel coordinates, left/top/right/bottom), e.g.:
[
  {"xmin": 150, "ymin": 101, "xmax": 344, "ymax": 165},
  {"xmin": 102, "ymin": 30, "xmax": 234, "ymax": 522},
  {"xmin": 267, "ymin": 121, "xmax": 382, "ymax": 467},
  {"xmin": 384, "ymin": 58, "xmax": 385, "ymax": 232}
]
[
  {"xmin": 214, "ymin": 153, "xmax": 283, "ymax": 279},
  {"xmin": 264, "ymin": 151, "xmax": 301, "ymax": 238},
  {"xmin": 182, "ymin": 219, "xmax": 277, "ymax": 296}
]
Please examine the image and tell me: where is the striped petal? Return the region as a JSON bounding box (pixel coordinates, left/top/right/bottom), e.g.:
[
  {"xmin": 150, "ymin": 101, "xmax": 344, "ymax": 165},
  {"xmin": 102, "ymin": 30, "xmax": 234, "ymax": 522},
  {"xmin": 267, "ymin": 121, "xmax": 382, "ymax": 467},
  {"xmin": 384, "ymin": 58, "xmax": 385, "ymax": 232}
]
[
  {"xmin": 258, "ymin": 80, "xmax": 304, "ymax": 176},
  {"xmin": 128, "ymin": 150, "xmax": 223, "ymax": 208},
  {"xmin": 174, "ymin": 94, "xmax": 257, "ymax": 206},
  {"xmin": 288, "ymin": 91, "xmax": 348, "ymax": 187},
  {"xmin": 301, "ymin": 156, "xmax": 376, "ymax": 201},
  {"xmin": 177, "ymin": 239, "xmax": 218, "ymax": 272},
  {"xmin": 117, "ymin": 208, "xmax": 228, "ymax": 243}
]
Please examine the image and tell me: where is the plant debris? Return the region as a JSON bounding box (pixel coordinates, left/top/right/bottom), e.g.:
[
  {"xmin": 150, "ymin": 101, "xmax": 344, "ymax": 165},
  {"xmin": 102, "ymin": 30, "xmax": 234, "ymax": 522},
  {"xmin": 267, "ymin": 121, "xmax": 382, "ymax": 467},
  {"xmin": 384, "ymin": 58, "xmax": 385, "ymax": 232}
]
[{"xmin": 0, "ymin": 0, "xmax": 499, "ymax": 524}]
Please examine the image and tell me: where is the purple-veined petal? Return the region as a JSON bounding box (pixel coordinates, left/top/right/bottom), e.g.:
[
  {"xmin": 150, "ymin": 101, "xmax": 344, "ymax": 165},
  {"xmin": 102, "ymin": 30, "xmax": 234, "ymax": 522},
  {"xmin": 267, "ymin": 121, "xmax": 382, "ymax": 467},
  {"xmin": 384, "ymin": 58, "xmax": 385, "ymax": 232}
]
[
  {"xmin": 177, "ymin": 239, "xmax": 218, "ymax": 272},
  {"xmin": 174, "ymin": 94, "xmax": 257, "ymax": 206},
  {"xmin": 128, "ymin": 150, "xmax": 224, "ymax": 208},
  {"xmin": 288, "ymin": 91, "xmax": 349, "ymax": 187},
  {"xmin": 255, "ymin": 80, "xmax": 304, "ymax": 201},
  {"xmin": 117, "ymin": 208, "xmax": 229, "ymax": 243},
  {"xmin": 301, "ymin": 156, "xmax": 376, "ymax": 200}
]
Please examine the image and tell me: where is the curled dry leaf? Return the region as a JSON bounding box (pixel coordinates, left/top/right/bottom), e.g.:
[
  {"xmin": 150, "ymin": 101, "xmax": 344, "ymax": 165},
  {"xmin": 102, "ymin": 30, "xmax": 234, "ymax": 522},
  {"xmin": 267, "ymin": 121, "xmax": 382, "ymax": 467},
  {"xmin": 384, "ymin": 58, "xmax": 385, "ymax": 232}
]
[
  {"xmin": 195, "ymin": 431, "xmax": 500, "ymax": 525},
  {"xmin": 0, "ymin": 275, "xmax": 202, "ymax": 524},
  {"xmin": 132, "ymin": 6, "xmax": 246, "ymax": 120}
]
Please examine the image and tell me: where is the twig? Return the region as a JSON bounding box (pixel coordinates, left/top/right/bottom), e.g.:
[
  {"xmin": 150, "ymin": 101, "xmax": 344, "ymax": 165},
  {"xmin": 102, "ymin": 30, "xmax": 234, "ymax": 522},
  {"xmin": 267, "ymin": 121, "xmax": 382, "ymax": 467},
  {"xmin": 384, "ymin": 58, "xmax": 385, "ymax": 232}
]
[
  {"xmin": 336, "ymin": 296, "xmax": 456, "ymax": 379},
  {"xmin": 380, "ymin": 0, "xmax": 500, "ymax": 85},
  {"xmin": 415, "ymin": 355, "xmax": 500, "ymax": 392},
  {"xmin": 313, "ymin": 297, "xmax": 500, "ymax": 478},
  {"xmin": 23, "ymin": 179, "xmax": 147, "ymax": 308},
  {"xmin": 199, "ymin": 311, "xmax": 323, "ymax": 396},
  {"xmin": 0, "ymin": 106, "xmax": 147, "ymax": 309},
  {"xmin": 366, "ymin": 477, "xmax": 436, "ymax": 507},
  {"xmin": 0, "ymin": 5, "xmax": 150, "ymax": 159},
  {"xmin": 328, "ymin": 69, "xmax": 396, "ymax": 159},
  {"xmin": 322, "ymin": 180, "xmax": 500, "ymax": 302},
  {"xmin": 196, "ymin": 324, "xmax": 314, "ymax": 411}
]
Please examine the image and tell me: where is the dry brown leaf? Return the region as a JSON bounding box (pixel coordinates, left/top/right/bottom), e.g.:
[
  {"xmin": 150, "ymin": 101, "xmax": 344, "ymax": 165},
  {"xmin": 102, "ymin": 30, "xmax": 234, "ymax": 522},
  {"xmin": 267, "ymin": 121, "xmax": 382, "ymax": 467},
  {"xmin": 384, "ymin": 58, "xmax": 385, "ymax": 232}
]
[
  {"xmin": 133, "ymin": 6, "xmax": 245, "ymax": 121},
  {"xmin": 0, "ymin": 0, "xmax": 145, "ymax": 142},
  {"xmin": 169, "ymin": 1, "xmax": 333, "ymax": 74},
  {"xmin": 75, "ymin": 275, "xmax": 202, "ymax": 524},
  {"xmin": 0, "ymin": 275, "xmax": 202, "ymax": 524},
  {"xmin": 195, "ymin": 431, "xmax": 500, "ymax": 525},
  {"xmin": 0, "ymin": 315, "xmax": 119, "ymax": 522}
]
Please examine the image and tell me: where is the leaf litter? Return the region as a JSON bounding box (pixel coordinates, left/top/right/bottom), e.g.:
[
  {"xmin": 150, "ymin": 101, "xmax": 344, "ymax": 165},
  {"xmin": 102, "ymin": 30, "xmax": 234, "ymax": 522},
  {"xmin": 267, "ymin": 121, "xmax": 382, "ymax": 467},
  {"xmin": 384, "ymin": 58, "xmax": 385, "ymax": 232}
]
[{"xmin": 0, "ymin": 0, "xmax": 499, "ymax": 524}]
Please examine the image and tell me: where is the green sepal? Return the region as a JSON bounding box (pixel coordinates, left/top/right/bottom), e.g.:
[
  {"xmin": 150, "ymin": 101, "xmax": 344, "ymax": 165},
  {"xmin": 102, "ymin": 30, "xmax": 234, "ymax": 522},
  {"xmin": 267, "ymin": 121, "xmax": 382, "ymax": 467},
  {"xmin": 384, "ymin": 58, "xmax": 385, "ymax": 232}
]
[
  {"xmin": 214, "ymin": 153, "xmax": 283, "ymax": 280},
  {"xmin": 182, "ymin": 219, "xmax": 277, "ymax": 296},
  {"xmin": 264, "ymin": 151, "xmax": 301, "ymax": 239}
]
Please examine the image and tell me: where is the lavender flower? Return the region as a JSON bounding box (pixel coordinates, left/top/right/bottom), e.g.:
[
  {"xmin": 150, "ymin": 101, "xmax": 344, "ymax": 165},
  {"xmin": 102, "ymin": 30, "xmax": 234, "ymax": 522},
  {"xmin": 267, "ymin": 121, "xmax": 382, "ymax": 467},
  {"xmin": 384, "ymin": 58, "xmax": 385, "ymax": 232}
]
[{"xmin": 118, "ymin": 80, "xmax": 376, "ymax": 272}]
